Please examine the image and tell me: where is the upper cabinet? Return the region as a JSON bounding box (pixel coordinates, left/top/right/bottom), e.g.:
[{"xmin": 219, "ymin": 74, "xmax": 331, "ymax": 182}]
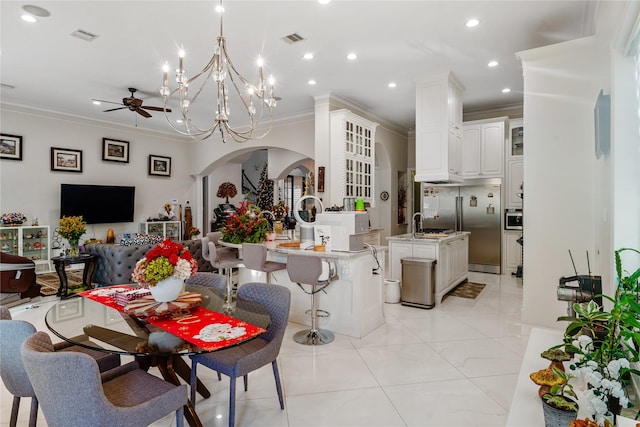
[
  {"xmin": 329, "ymin": 109, "xmax": 378, "ymax": 206},
  {"xmin": 415, "ymin": 72, "xmax": 464, "ymax": 183},
  {"xmin": 461, "ymin": 117, "xmax": 507, "ymax": 178}
]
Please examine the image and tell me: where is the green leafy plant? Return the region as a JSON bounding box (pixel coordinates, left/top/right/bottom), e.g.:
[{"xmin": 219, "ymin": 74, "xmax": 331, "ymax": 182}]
[
  {"xmin": 221, "ymin": 202, "xmax": 270, "ymax": 244},
  {"xmin": 542, "ymin": 367, "xmax": 578, "ymax": 412}
]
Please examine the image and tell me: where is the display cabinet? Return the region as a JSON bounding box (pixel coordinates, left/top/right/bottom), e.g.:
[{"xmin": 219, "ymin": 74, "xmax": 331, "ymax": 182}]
[
  {"xmin": 509, "ymin": 118, "xmax": 524, "ymax": 157},
  {"xmin": 0, "ymin": 225, "xmax": 52, "ymax": 272},
  {"xmin": 139, "ymin": 221, "xmax": 181, "ymax": 241}
]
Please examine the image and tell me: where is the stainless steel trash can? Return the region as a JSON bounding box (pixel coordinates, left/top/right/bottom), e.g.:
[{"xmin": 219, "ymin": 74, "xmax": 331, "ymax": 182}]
[{"xmin": 401, "ymin": 257, "xmax": 436, "ymax": 309}]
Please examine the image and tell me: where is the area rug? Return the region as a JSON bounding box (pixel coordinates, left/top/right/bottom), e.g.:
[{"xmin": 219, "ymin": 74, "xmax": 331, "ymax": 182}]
[
  {"xmin": 36, "ymin": 270, "xmax": 86, "ymax": 296},
  {"xmin": 442, "ymin": 281, "xmax": 486, "ymax": 301}
]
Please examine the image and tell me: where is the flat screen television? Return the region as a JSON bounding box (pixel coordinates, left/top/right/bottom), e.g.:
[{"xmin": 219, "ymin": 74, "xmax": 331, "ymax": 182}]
[{"xmin": 60, "ymin": 184, "xmax": 135, "ymax": 224}]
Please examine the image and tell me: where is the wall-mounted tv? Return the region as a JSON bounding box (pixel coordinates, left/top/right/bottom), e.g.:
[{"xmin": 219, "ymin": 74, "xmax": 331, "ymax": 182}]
[{"xmin": 60, "ymin": 184, "xmax": 135, "ymax": 224}]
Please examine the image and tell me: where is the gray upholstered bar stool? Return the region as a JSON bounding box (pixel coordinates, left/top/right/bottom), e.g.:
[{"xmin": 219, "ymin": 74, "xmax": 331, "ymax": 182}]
[
  {"xmin": 242, "ymin": 243, "xmax": 286, "ymax": 284},
  {"xmin": 286, "ymin": 253, "xmax": 338, "ymax": 345},
  {"xmin": 201, "ymin": 236, "xmax": 243, "ymax": 311}
]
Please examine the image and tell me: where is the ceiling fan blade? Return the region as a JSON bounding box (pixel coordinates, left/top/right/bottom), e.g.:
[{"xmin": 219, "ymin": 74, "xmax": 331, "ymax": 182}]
[
  {"xmin": 93, "ymin": 99, "xmax": 124, "ymax": 106},
  {"xmin": 141, "ymin": 106, "xmax": 171, "ymax": 112},
  {"xmin": 103, "ymin": 107, "xmax": 127, "ymax": 112},
  {"xmin": 136, "ymin": 108, "xmax": 152, "ymax": 118}
]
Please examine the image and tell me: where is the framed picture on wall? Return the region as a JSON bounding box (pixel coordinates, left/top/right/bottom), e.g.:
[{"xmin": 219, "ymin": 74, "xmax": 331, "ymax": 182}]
[
  {"xmin": 0, "ymin": 134, "xmax": 23, "ymax": 161},
  {"xmin": 102, "ymin": 138, "xmax": 129, "ymax": 163},
  {"xmin": 149, "ymin": 154, "xmax": 171, "ymax": 177},
  {"xmin": 51, "ymin": 147, "xmax": 83, "ymax": 173}
]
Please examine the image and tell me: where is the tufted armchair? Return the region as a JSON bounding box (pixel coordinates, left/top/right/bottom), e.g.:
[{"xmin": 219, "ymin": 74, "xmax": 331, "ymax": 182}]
[{"xmin": 86, "ymin": 240, "xmax": 214, "ymax": 286}]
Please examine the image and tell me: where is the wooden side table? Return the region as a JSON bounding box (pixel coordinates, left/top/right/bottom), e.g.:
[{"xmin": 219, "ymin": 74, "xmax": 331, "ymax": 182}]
[{"xmin": 51, "ymin": 254, "xmax": 96, "ymax": 299}]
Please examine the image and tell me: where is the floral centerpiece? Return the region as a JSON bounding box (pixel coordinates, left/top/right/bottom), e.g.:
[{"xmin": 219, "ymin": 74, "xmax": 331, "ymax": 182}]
[
  {"xmin": 2, "ymin": 212, "xmax": 27, "ymax": 226},
  {"xmin": 221, "ymin": 202, "xmax": 269, "ymax": 244},
  {"xmin": 132, "ymin": 240, "xmax": 198, "ymax": 287},
  {"xmin": 57, "ymin": 215, "xmax": 86, "ymax": 256},
  {"xmin": 273, "ymin": 201, "xmax": 288, "ymax": 221}
]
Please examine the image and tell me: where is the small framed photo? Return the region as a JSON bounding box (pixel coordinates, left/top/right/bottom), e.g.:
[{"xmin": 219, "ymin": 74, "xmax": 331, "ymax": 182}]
[
  {"xmin": 51, "ymin": 147, "xmax": 83, "ymax": 173},
  {"xmin": 149, "ymin": 154, "xmax": 171, "ymax": 177},
  {"xmin": 102, "ymin": 138, "xmax": 129, "ymax": 163},
  {"xmin": 0, "ymin": 134, "xmax": 23, "ymax": 161}
]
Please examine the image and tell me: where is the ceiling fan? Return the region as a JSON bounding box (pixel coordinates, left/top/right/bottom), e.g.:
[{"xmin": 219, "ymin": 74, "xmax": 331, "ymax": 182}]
[{"xmin": 93, "ymin": 88, "xmax": 171, "ymax": 118}]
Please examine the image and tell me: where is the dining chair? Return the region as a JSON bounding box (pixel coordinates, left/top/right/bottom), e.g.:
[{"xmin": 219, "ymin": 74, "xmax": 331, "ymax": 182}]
[
  {"xmin": 189, "ymin": 282, "xmax": 291, "ymax": 427},
  {"xmin": 0, "ymin": 306, "xmax": 121, "ymax": 427},
  {"xmin": 21, "ymin": 331, "xmax": 188, "ymax": 427},
  {"xmin": 241, "ymin": 243, "xmax": 286, "ymax": 284}
]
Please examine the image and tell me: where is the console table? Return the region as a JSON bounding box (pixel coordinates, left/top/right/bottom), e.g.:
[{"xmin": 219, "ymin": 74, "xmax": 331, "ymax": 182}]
[{"xmin": 51, "ymin": 254, "xmax": 96, "ymax": 299}]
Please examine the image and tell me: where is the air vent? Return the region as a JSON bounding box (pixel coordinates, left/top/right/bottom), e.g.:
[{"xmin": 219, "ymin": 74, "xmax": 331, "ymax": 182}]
[
  {"xmin": 282, "ymin": 33, "xmax": 305, "ymax": 44},
  {"xmin": 70, "ymin": 29, "xmax": 99, "ymax": 42},
  {"xmin": 1, "ymin": 83, "xmax": 16, "ymax": 90}
]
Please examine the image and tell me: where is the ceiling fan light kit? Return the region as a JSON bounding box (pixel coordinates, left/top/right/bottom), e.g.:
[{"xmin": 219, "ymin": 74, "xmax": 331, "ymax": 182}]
[{"xmin": 159, "ymin": 0, "xmax": 277, "ymax": 143}]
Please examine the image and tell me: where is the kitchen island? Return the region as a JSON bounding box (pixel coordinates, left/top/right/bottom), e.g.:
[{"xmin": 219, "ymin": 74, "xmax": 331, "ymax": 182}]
[
  {"xmin": 236, "ymin": 244, "xmax": 387, "ymax": 339},
  {"xmin": 387, "ymin": 232, "xmax": 469, "ymax": 304}
]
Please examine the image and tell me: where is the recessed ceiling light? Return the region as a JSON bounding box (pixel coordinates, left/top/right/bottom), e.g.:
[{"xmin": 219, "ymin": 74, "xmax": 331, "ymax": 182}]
[
  {"xmin": 215, "ymin": 5, "xmax": 224, "ymax": 13},
  {"xmin": 176, "ymin": 119, "xmax": 184, "ymax": 124},
  {"xmin": 22, "ymin": 5, "xmax": 51, "ymax": 17},
  {"xmin": 465, "ymin": 18, "xmax": 480, "ymax": 28},
  {"xmin": 347, "ymin": 53, "xmax": 357, "ymax": 60},
  {"xmin": 92, "ymin": 100, "xmax": 101, "ymax": 105},
  {"xmin": 21, "ymin": 14, "xmax": 37, "ymax": 23},
  {"xmin": 318, "ymin": 0, "xmax": 331, "ymax": 4},
  {"xmin": 308, "ymin": 80, "xmax": 317, "ymax": 85},
  {"xmin": 502, "ymin": 88, "xmax": 511, "ymax": 93},
  {"xmin": 488, "ymin": 60, "xmax": 499, "ymax": 67},
  {"xmin": 303, "ymin": 53, "xmax": 314, "ymax": 60},
  {"xmin": 388, "ymin": 82, "xmax": 397, "ymax": 88}
]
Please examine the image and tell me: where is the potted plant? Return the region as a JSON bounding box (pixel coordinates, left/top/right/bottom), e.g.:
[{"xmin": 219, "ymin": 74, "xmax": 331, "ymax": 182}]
[
  {"xmin": 539, "ymin": 367, "xmax": 579, "ymax": 427},
  {"xmin": 220, "ymin": 202, "xmax": 270, "ymax": 244},
  {"xmin": 57, "ymin": 215, "xmax": 87, "ymax": 257}
]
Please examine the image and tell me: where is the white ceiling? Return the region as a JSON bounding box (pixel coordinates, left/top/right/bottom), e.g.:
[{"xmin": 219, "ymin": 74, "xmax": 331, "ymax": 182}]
[{"xmin": 1, "ymin": 1, "xmax": 596, "ymax": 137}]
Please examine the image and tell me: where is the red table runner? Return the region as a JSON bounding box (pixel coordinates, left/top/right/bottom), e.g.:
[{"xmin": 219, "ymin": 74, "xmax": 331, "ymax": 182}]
[{"xmin": 79, "ymin": 286, "xmax": 266, "ymax": 351}]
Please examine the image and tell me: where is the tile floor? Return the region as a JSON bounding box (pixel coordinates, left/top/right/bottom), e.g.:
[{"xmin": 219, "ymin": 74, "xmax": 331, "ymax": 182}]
[{"xmin": 1, "ymin": 272, "xmax": 528, "ymax": 427}]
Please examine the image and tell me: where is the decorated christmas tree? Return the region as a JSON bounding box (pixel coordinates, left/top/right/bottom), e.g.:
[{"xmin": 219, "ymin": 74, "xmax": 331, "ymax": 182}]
[{"xmin": 256, "ymin": 165, "xmax": 274, "ymax": 212}]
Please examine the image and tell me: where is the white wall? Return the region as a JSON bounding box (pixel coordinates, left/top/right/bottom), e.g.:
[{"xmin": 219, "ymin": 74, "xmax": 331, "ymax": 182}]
[
  {"xmin": 518, "ymin": 36, "xmax": 609, "ymax": 328},
  {"xmin": 0, "ymin": 105, "xmax": 192, "ymax": 244}
]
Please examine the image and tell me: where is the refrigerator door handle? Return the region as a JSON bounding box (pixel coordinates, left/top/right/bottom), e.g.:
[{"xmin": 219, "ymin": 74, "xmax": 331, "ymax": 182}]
[{"xmin": 458, "ymin": 196, "xmax": 463, "ymax": 232}]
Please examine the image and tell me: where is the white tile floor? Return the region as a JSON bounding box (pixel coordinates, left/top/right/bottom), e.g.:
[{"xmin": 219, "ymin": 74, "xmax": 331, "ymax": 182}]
[{"xmin": 1, "ymin": 272, "xmax": 529, "ymax": 427}]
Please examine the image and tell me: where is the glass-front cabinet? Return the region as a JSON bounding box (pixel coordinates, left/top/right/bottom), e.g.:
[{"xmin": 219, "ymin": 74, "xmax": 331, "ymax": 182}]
[
  {"xmin": 510, "ymin": 118, "xmax": 524, "ymax": 157},
  {"xmin": 139, "ymin": 221, "xmax": 181, "ymax": 241},
  {"xmin": 0, "ymin": 225, "xmax": 52, "ymax": 272}
]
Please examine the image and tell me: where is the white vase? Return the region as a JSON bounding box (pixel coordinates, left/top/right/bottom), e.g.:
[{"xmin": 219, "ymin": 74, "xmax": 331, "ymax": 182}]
[{"xmin": 149, "ymin": 276, "xmax": 184, "ymax": 302}]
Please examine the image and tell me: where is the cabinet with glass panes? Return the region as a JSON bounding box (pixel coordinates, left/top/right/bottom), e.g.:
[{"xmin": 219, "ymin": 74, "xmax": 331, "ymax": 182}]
[{"xmin": 0, "ymin": 225, "xmax": 52, "ymax": 272}]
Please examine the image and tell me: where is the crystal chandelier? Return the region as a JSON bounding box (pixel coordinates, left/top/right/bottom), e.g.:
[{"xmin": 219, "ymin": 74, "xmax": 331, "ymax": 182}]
[{"xmin": 160, "ymin": 0, "xmax": 277, "ymax": 143}]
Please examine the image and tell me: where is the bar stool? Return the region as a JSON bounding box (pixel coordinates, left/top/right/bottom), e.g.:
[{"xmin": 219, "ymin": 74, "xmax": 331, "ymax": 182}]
[
  {"xmin": 242, "ymin": 243, "xmax": 286, "ymax": 284},
  {"xmin": 286, "ymin": 254, "xmax": 338, "ymax": 345},
  {"xmin": 201, "ymin": 237, "xmax": 243, "ymax": 311}
]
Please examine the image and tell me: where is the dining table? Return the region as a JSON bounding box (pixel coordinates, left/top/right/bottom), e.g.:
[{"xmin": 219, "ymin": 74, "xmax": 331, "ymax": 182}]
[{"xmin": 45, "ymin": 282, "xmax": 271, "ymax": 427}]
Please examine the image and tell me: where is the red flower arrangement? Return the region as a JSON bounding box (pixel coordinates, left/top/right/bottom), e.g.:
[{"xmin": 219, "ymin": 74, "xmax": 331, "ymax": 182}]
[
  {"xmin": 131, "ymin": 240, "xmax": 198, "ymax": 287},
  {"xmin": 221, "ymin": 202, "xmax": 269, "ymax": 244}
]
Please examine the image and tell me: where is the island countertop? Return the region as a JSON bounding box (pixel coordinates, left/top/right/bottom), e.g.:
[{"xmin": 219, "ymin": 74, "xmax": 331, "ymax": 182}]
[{"xmin": 386, "ymin": 231, "xmax": 470, "ymax": 243}]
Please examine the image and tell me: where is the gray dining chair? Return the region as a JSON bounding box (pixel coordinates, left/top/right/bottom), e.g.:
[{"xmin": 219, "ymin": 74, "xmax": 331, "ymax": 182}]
[
  {"xmin": 241, "ymin": 243, "xmax": 286, "ymax": 284},
  {"xmin": 201, "ymin": 235, "xmax": 243, "ymax": 309},
  {"xmin": 21, "ymin": 331, "xmax": 187, "ymax": 427},
  {"xmin": 189, "ymin": 282, "xmax": 291, "ymax": 427},
  {"xmin": 0, "ymin": 306, "xmax": 121, "ymax": 427}
]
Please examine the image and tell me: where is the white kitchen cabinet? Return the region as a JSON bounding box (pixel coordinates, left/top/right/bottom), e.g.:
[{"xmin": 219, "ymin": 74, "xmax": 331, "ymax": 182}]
[
  {"xmin": 462, "ymin": 118, "xmax": 506, "ymax": 178},
  {"xmin": 329, "ymin": 109, "xmax": 378, "ymax": 206},
  {"xmin": 415, "ymin": 72, "xmax": 464, "ymax": 183},
  {"xmin": 0, "ymin": 225, "xmax": 51, "ymax": 272},
  {"xmin": 504, "ymin": 231, "xmax": 523, "ymax": 274},
  {"xmin": 507, "ymin": 159, "xmax": 524, "ymax": 208},
  {"xmin": 388, "ymin": 233, "xmax": 469, "ymax": 303},
  {"xmin": 509, "ymin": 118, "xmax": 524, "ymax": 158}
]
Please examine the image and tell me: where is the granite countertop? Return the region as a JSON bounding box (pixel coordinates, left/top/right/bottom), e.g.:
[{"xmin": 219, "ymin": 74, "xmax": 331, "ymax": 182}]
[{"xmin": 386, "ymin": 231, "xmax": 469, "ymax": 243}]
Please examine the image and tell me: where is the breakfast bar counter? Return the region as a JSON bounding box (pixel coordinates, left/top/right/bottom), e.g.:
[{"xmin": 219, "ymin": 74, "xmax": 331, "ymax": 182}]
[{"xmin": 237, "ymin": 243, "xmax": 387, "ymax": 339}]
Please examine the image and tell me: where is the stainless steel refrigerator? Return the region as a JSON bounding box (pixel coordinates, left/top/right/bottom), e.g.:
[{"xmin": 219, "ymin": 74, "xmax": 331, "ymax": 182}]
[{"xmin": 420, "ymin": 181, "xmax": 501, "ymax": 274}]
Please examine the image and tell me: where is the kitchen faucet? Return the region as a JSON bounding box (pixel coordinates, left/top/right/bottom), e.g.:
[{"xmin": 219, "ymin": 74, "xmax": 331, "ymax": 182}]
[{"xmin": 411, "ymin": 212, "xmax": 423, "ymax": 236}]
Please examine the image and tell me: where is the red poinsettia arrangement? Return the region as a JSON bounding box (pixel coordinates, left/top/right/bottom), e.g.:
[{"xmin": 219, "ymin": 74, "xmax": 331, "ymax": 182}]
[
  {"xmin": 132, "ymin": 240, "xmax": 198, "ymax": 287},
  {"xmin": 221, "ymin": 202, "xmax": 269, "ymax": 244}
]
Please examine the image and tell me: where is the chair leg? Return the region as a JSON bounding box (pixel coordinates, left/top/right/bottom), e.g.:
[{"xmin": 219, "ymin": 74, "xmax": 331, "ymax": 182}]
[
  {"xmin": 229, "ymin": 376, "xmax": 236, "ymax": 427},
  {"xmin": 272, "ymin": 360, "xmax": 285, "ymax": 410},
  {"xmin": 176, "ymin": 407, "xmax": 184, "ymax": 427},
  {"xmin": 190, "ymin": 361, "xmax": 198, "ymax": 409},
  {"xmin": 10, "ymin": 396, "xmax": 20, "ymax": 427},
  {"xmin": 28, "ymin": 397, "xmax": 38, "ymax": 427}
]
